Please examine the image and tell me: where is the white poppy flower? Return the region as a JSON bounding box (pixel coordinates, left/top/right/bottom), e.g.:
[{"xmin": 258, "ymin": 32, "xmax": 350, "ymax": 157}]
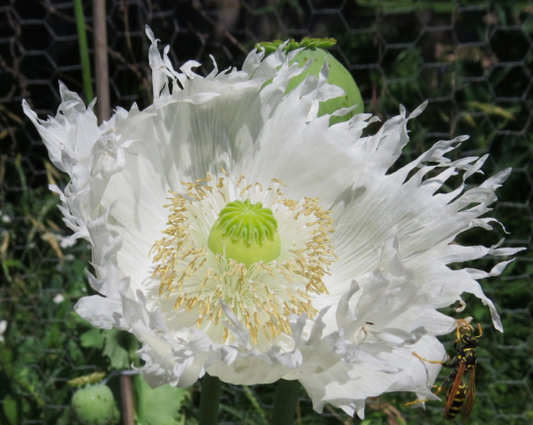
[{"xmin": 23, "ymin": 28, "xmax": 522, "ymax": 419}]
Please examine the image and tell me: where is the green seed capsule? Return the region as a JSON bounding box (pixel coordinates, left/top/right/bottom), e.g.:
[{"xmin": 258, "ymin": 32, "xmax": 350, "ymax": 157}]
[
  {"xmin": 287, "ymin": 48, "xmax": 364, "ymax": 124},
  {"xmin": 256, "ymin": 39, "xmax": 363, "ymax": 124},
  {"xmin": 71, "ymin": 384, "xmax": 117, "ymax": 425},
  {"xmin": 208, "ymin": 199, "xmax": 281, "ymax": 268}
]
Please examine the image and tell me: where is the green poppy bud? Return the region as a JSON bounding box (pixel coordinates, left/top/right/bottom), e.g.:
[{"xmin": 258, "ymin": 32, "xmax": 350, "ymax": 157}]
[
  {"xmin": 71, "ymin": 384, "xmax": 118, "ymax": 425},
  {"xmin": 288, "ymin": 47, "xmax": 364, "ymax": 124},
  {"xmin": 257, "ymin": 38, "xmax": 364, "ymax": 124}
]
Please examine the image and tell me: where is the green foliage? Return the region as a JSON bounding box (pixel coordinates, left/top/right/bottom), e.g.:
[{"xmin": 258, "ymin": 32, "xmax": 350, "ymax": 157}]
[
  {"xmin": 2, "ymin": 394, "xmax": 18, "ymax": 425},
  {"xmin": 101, "ymin": 329, "xmax": 140, "ymax": 370},
  {"xmin": 134, "ymin": 374, "xmax": 190, "ymax": 425}
]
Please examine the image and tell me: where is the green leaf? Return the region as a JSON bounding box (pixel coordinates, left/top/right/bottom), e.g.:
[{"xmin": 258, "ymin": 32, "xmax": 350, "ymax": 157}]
[
  {"xmin": 2, "ymin": 395, "xmax": 18, "ymax": 425},
  {"xmin": 0, "ymin": 345, "xmax": 14, "ymax": 377},
  {"xmin": 81, "ymin": 328, "xmax": 139, "ymax": 369},
  {"xmin": 102, "ymin": 329, "xmax": 134, "ymax": 370},
  {"xmin": 134, "ymin": 374, "xmax": 190, "ymax": 425},
  {"xmin": 80, "ymin": 327, "xmax": 105, "ymax": 350}
]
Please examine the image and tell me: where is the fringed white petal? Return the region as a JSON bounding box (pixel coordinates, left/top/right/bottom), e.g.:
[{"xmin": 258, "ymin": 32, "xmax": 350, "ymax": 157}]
[{"xmin": 299, "ymin": 336, "xmax": 445, "ymax": 419}]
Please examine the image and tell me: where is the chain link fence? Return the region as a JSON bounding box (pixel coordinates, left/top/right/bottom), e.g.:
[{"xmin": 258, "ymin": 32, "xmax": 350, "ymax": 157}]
[{"xmin": 1, "ymin": 0, "xmax": 532, "ymax": 424}]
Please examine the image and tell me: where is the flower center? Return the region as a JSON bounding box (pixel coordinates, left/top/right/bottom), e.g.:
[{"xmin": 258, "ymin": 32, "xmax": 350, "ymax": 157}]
[
  {"xmin": 207, "ymin": 199, "xmax": 281, "ymax": 268},
  {"xmin": 149, "ymin": 173, "xmax": 336, "ymax": 346}
]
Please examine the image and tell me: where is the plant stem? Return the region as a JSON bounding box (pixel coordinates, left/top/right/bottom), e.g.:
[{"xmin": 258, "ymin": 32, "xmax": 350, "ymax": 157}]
[
  {"xmin": 199, "ymin": 374, "xmax": 223, "ymax": 425},
  {"xmin": 120, "ymin": 374, "xmax": 134, "ymax": 425},
  {"xmin": 73, "ymin": 0, "xmax": 94, "ymax": 102},
  {"xmin": 92, "ymin": 0, "xmax": 110, "ymax": 123},
  {"xmin": 271, "ymin": 379, "xmax": 300, "ymax": 425}
]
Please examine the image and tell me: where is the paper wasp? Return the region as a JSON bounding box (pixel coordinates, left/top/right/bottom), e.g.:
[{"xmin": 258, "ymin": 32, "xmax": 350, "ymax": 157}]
[{"xmin": 406, "ymin": 319, "xmax": 482, "ymax": 421}]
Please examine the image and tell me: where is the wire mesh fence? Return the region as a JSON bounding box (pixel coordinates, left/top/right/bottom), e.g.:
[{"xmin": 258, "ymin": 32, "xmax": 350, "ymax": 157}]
[{"xmin": 1, "ymin": 0, "xmax": 532, "ymax": 424}]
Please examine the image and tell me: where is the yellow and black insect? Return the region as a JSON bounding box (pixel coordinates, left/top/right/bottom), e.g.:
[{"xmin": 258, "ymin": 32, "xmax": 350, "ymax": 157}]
[
  {"xmin": 443, "ymin": 374, "xmax": 467, "ymax": 421},
  {"xmin": 406, "ymin": 319, "xmax": 482, "ymax": 421}
]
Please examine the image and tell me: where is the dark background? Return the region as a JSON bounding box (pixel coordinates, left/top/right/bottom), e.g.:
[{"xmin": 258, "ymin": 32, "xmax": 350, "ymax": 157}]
[{"xmin": 1, "ymin": 1, "xmax": 532, "ymax": 424}]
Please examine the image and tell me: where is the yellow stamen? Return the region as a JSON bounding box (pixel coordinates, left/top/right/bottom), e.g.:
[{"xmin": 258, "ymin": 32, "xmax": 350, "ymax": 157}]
[{"xmin": 150, "ymin": 174, "xmax": 335, "ymax": 344}]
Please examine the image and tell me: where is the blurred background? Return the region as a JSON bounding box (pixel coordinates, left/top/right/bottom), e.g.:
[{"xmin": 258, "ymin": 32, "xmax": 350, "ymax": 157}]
[{"xmin": 1, "ymin": 0, "xmax": 532, "ymax": 424}]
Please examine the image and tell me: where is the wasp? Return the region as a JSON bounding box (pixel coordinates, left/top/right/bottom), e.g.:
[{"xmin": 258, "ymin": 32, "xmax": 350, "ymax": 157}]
[{"xmin": 406, "ymin": 319, "xmax": 482, "ymax": 421}]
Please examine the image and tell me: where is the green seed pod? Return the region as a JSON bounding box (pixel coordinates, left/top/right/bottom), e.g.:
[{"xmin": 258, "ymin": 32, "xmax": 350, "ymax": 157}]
[
  {"xmin": 208, "ymin": 199, "xmax": 281, "ymax": 268},
  {"xmin": 71, "ymin": 384, "xmax": 117, "ymax": 425},
  {"xmin": 287, "ymin": 48, "xmax": 364, "ymax": 124},
  {"xmin": 256, "ymin": 38, "xmax": 364, "ymax": 124}
]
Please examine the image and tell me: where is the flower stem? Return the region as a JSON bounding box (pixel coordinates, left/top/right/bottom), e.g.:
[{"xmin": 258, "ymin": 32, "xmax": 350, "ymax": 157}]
[
  {"xmin": 72, "ymin": 0, "xmax": 93, "ymax": 103},
  {"xmin": 271, "ymin": 379, "xmax": 300, "ymax": 425},
  {"xmin": 119, "ymin": 374, "xmax": 134, "ymax": 425},
  {"xmin": 92, "ymin": 0, "xmax": 110, "ymax": 123},
  {"xmin": 199, "ymin": 374, "xmax": 222, "ymax": 425}
]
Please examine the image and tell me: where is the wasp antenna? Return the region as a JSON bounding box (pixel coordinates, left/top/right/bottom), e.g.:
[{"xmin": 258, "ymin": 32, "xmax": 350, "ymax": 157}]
[{"xmin": 412, "ymin": 351, "xmax": 447, "ymax": 365}]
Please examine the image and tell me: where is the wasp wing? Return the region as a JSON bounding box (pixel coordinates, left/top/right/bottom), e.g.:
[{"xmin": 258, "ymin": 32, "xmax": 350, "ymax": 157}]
[
  {"xmin": 444, "ymin": 361, "xmax": 465, "ymax": 419},
  {"xmin": 461, "ymin": 366, "xmax": 476, "ymax": 421}
]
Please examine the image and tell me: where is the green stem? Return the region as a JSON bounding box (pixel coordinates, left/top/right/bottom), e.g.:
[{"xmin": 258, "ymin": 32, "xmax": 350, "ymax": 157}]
[
  {"xmin": 271, "ymin": 379, "xmax": 300, "ymax": 425},
  {"xmin": 199, "ymin": 374, "xmax": 222, "ymax": 425},
  {"xmin": 73, "ymin": 0, "xmax": 94, "ymax": 102}
]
